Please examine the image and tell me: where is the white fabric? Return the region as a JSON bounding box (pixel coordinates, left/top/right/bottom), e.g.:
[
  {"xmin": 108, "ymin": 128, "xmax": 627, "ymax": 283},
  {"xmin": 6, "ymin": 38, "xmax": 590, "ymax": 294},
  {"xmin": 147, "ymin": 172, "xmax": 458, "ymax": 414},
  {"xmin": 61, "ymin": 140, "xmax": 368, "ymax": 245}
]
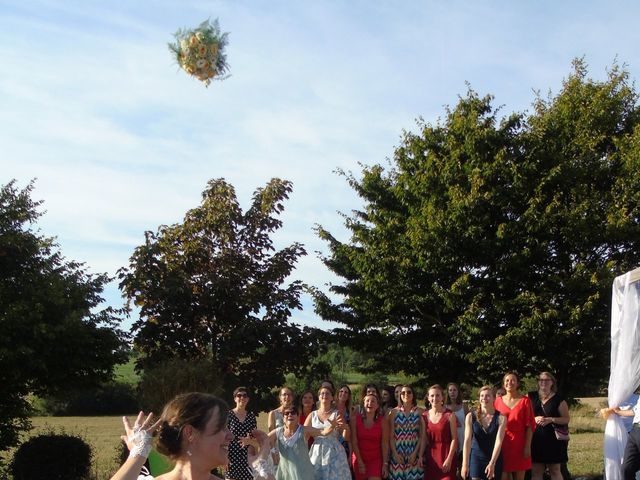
[
  {"xmin": 605, "ymin": 269, "xmax": 640, "ymax": 480},
  {"xmin": 633, "ymin": 398, "xmax": 640, "ymax": 425},
  {"xmin": 282, "ymin": 425, "xmax": 303, "ymax": 447}
]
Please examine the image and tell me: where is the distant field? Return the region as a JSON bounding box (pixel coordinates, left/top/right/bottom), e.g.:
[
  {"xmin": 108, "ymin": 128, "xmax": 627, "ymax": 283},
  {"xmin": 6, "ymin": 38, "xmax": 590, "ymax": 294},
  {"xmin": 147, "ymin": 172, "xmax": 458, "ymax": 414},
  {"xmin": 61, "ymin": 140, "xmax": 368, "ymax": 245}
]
[
  {"xmin": 113, "ymin": 357, "xmax": 140, "ymax": 386},
  {"xmin": 9, "ymin": 399, "xmax": 606, "ymax": 480}
]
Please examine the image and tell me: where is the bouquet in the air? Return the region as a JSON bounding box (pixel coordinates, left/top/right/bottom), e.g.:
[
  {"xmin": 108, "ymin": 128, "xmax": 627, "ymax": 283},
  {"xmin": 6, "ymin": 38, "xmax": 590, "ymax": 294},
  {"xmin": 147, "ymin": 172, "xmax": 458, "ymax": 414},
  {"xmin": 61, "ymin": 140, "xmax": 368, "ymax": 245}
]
[{"xmin": 168, "ymin": 18, "xmax": 229, "ymax": 86}]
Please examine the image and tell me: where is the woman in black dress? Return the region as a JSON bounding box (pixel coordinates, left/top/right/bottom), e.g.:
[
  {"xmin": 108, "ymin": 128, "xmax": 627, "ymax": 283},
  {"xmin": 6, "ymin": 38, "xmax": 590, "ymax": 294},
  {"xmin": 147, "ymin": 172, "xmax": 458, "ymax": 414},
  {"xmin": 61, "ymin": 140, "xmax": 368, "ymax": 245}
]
[
  {"xmin": 227, "ymin": 386, "xmax": 258, "ymax": 480},
  {"xmin": 529, "ymin": 372, "xmax": 570, "ymax": 480}
]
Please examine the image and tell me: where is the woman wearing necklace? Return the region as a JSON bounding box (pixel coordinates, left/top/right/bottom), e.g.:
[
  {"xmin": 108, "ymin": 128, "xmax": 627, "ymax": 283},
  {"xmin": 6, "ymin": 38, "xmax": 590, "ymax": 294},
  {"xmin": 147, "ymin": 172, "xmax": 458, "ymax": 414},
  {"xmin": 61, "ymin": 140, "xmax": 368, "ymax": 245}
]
[
  {"xmin": 350, "ymin": 393, "xmax": 390, "ymax": 480},
  {"xmin": 388, "ymin": 385, "xmax": 424, "ymax": 480},
  {"xmin": 493, "ymin": 372, "xmax": 535, "ymax": 480},
  {"xmin": 423, "ymin": 384, "xmax": 458, "ymax": 480},
  {"xmin": 226, "ymin": 387, "xmax": 258, "ymax": 480},
  {"xmin": 461, "ymin": 386, "xmax": 506, "ymax": 480},
  {"xmin": 529, "ymin": 372, "xmax": 570, "ymax": 480},
  {"xmin": 306, "ymin": 386, "xmax": 352, "ymax": 479}
]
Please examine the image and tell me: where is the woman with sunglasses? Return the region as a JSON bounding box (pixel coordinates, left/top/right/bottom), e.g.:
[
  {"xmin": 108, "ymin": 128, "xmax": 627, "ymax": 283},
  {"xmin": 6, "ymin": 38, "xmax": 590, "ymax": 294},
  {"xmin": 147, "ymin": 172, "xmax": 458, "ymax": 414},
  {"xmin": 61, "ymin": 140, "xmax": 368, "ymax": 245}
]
[
  {"xmin": 227, "ymin": 387, "xmax": 258, "ymax": 480},
  {"xmin": 306, "ymin": 386, "xmax": 352, "ymax": 479},
  {"xmin": 388, "ymin": 385, "xmax": 424, "ymax": 480},
  {"xmin": 242, "ymin": 407, "xmax": 340, "ymax": 480}
]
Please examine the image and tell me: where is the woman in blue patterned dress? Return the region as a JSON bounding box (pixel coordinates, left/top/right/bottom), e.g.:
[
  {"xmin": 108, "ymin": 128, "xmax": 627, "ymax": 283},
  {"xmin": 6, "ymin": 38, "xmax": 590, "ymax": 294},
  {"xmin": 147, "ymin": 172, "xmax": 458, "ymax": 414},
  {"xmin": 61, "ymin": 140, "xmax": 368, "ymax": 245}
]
[{"xmin": 388, "ymin": 385, "xmax": 424, "ymax": 480}]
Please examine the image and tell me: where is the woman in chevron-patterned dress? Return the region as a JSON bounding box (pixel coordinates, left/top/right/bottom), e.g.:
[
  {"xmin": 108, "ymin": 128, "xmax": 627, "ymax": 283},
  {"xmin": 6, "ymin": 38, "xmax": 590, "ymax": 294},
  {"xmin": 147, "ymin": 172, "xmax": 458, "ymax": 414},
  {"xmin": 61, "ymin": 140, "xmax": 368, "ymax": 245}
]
[{"xmin": 389, "ymin": 385, "xmax": 425, "ymax": 480}]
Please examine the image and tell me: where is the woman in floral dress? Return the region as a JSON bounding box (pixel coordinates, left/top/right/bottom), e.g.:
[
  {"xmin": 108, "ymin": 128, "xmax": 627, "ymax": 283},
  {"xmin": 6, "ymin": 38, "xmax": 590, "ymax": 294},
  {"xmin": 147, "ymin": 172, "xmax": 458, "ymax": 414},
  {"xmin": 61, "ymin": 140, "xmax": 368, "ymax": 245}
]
[{"xmin": 305, "ymin": 386, "xmax": 352, "ymax": 480}]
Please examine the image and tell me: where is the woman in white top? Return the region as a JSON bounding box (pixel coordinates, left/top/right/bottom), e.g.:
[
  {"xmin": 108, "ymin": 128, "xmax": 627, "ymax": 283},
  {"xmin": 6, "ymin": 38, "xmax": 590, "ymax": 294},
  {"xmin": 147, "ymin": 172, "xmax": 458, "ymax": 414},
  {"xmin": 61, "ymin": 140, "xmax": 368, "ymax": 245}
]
[{"xmin": 446, "ymin": 382, "xmax": 468, "ymax": 479}]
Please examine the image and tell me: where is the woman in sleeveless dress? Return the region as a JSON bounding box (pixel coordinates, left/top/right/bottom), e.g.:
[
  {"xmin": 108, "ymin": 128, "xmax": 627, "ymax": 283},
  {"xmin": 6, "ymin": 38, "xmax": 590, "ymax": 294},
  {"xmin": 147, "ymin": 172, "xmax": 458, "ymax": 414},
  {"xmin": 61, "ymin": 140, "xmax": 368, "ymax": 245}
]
[
  {"xmin": 227, "ymin": 387, "xmax": 258, "ymax": 480},
  {"xmin": 351, "ymin": 392, "xmax": 389, "ymax": 480},
  {"xmin": 389, "ymin": 385, "xmax": 424, "ymax": 480},
  {"xmin": 423, "ymin": 384, "xmax": 458, "ymax": 480},
  {"xmin": 242, "ymin": 406, "xmax": 339, "ymax": 480},
  {"xmin": 446, "ymin": 383, "xmax": 468, "ymax": 479},
  {"xmin": 493, "ymin": 372, "xmax": 535, "ymax": 480},
  {"xmin": 461, "ymin": 386, "xmax": 506, "ymax": 480},
  {"xmin": 298, "ymin": 390, "xmax": 316, "ymax": 449},
  {"xmin": 305, "ymin": 386, "xmax": 352, "ymax": 480},
  {"xmin": 337, "ymin": 385, "xmax": 354, "ymax": 470},
  {"xmin": 268, "ymin": 387, "xmax": 294, "ymax": 431},
  {"xmin": 529, "ymin": 372, "xmax": 570, "ymax": 480}
]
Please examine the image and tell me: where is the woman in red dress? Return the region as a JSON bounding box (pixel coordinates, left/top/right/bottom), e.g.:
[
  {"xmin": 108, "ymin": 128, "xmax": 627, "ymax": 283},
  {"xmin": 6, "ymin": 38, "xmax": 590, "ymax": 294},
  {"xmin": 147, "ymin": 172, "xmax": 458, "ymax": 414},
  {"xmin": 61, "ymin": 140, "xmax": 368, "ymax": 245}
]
[
  {"xmin": 298, "ymin": 390, "xmax": 316, "ymax": 449},
  {"xmin": 493, "ymin": 372, "xmax": 535, "ymax": 480},
  {"xmin": 351, "ymin": 393, "xmax": 390, "ymax": 480},
  {"xmin": 423, "ymin": 384, "xmax": 458, "ymax": 480}
]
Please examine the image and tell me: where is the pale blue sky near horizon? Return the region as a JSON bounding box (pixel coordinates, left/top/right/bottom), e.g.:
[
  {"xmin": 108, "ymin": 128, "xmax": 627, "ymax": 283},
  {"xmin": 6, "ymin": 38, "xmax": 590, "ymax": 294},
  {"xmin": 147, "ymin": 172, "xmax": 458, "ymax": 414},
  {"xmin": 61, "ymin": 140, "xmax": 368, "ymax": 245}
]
[{"xmin": 2, "ymin": 1, "xmax": 639, "ymax": 331}]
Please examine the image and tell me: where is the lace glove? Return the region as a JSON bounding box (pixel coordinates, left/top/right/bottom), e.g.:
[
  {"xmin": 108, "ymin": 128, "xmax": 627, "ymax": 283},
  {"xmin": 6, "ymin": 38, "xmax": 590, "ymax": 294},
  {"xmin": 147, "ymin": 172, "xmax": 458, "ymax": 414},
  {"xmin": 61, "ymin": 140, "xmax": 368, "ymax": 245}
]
[{"xmin": 129, "ymin": 426, "xmax": 154, "ymax": 459}]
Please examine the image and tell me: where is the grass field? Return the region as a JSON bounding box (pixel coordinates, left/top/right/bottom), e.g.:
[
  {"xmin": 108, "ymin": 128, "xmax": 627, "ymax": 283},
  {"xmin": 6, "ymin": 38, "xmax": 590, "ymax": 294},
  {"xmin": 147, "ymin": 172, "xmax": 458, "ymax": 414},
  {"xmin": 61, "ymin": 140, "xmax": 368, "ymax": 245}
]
[{"xmin": 8, "ymin": 398, "xmax": 606, "ymax": 480}]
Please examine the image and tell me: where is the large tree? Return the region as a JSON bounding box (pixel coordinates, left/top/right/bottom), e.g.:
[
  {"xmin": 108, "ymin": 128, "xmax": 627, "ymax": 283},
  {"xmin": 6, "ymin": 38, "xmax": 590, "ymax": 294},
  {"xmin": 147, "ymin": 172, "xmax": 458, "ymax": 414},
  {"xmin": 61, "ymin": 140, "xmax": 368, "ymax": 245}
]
[
  {"xmin": 313, "ymin": 60, "xmax": 640, "ymax": 396},
  {"xmin": 0, "ymin": 180, "xmax": 128, "ymax": 452},
  {"xmin": 119, "ymin": 178, "xmax": 319, "ymax": 409}
]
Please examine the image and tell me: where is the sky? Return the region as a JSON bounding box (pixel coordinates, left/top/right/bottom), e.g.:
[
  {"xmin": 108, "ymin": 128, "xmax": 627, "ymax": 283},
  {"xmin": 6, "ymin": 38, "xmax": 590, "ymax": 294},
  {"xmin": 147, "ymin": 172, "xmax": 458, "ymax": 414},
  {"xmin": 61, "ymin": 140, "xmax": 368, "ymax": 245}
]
[{"xmin": 2, "ymin": 0, "xmax": 639, "ymax": 331}]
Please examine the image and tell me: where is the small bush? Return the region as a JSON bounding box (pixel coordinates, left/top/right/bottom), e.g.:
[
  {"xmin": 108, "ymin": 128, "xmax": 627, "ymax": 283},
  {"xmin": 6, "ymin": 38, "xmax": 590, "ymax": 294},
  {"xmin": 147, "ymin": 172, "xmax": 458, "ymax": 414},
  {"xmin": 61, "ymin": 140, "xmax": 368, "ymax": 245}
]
[{"xmin": 11, "ymin": 432, "xmax": 93, "ymax": 480}]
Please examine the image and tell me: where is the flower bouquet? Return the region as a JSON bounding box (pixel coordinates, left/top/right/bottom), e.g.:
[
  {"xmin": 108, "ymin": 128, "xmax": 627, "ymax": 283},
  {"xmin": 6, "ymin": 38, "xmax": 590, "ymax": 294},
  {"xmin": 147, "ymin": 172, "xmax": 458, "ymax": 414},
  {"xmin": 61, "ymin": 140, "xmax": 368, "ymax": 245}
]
[{"xmin": 168, "ymin": 18, "xmax": 229, "ymax": 86}]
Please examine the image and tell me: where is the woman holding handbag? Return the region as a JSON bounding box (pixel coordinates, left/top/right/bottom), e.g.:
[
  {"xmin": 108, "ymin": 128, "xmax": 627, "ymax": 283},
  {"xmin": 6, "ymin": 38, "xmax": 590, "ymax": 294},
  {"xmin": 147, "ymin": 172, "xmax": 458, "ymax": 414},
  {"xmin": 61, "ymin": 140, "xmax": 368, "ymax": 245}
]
[{"xmin": 529, "ymin": 371, "xmax": 570, "ymax": 480}]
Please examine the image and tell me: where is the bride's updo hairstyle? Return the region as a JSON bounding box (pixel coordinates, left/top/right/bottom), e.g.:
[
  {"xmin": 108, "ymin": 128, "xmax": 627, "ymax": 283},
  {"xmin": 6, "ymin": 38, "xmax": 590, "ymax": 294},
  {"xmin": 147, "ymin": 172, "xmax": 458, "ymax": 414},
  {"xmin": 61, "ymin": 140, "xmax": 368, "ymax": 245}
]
[{"xmin": 156, "ymin": 392, "xmax": 229, "ymax": 458}]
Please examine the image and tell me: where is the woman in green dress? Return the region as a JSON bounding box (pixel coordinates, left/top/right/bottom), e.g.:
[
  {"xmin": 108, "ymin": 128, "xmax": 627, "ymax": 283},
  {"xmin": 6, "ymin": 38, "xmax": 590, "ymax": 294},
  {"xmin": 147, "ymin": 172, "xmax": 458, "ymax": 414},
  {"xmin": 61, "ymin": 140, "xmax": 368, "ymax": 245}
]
[{"xmin": 243, "ymin": 406, "xmax": 339, "ymax": 480}]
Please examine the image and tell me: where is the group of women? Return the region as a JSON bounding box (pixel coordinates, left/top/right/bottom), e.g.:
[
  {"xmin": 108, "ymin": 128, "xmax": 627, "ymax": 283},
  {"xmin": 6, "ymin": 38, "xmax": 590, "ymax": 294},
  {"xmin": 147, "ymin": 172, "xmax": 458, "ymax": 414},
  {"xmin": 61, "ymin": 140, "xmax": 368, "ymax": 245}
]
[{"xmin": 110, "ymin": 371, "xmax": 570, "ymax": 480}]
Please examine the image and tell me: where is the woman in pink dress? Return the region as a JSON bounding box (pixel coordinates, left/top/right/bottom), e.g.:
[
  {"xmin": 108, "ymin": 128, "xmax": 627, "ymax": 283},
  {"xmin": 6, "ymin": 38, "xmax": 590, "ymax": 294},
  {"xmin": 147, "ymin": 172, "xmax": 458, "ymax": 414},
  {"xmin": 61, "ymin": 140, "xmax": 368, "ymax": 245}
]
[
  {"xmin": 493, "ymin": 372, "xmax": 535, "ymax": 480},
  {"xmin": 351, "ymin": 393, "xmax": 390, "ymax": 480},
  {"xmin": 423, "ymin": 384, "xmax": 458, "ymax": 480}
]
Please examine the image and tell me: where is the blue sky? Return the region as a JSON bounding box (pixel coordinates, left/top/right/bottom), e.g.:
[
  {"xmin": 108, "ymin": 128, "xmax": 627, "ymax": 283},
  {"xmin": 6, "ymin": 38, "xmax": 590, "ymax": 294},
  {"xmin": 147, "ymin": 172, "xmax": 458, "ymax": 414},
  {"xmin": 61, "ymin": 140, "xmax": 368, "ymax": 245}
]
[{"xmin": 2, "ymin": 1, "xmax": 639, "ymax": 330}]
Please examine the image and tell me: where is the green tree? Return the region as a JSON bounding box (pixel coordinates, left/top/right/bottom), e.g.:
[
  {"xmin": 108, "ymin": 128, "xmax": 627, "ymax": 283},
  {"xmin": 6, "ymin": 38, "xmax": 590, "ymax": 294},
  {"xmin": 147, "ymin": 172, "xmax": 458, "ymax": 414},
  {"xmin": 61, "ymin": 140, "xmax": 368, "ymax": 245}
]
[
  {"xmin": 119, "ymin": 178, "xmax": 321, "ymax": 410},
  {"xmin": 313, "ymin": 60, "xmax": 640, "ymax": 397},
  {"xmin": 0, "ymin": 180, "xmax": 128, "ymax": 452}
]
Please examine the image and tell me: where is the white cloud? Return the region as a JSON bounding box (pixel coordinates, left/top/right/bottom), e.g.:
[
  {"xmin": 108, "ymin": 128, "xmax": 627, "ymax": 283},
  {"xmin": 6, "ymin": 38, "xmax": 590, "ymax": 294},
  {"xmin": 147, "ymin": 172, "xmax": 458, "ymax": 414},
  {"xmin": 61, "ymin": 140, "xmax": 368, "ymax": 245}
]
[{"xmin": 2, "ymin": 0, "xmax": 639, "ymax": 332}]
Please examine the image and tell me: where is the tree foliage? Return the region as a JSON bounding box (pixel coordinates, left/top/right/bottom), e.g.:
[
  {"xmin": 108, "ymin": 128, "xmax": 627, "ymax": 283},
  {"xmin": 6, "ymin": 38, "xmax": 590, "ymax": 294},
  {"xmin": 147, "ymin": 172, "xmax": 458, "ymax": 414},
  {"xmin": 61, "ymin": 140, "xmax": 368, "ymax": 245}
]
[
  {"xmin": 313, "ymin": 60, "xmax": 640, "ymax": 396},
  {"xmin": 0, "ymin": 180, "xmax": 128, "ymax": 451},
  {"xmin": 119, "ymin": 178, "xmax": 321, "ymax": 410}
]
